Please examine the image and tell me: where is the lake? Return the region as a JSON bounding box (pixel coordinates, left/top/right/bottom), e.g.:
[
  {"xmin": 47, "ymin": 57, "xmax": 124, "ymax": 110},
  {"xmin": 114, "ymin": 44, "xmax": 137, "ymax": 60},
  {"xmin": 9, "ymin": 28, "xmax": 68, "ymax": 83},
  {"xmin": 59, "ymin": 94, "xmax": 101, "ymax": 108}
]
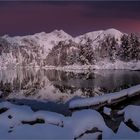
[
  {"xmin": 0, "ymin": 68, "xmax": 140, "ymax": 102},
  {"xmin": 0, "ymin": 68, "xmax": 140, "ymax": 131}
]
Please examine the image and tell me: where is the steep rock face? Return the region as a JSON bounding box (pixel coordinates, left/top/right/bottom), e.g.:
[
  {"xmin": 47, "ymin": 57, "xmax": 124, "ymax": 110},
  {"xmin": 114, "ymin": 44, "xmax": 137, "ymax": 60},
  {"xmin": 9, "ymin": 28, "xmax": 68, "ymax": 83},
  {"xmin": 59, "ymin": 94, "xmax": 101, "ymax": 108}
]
[{"xmin": 0, "ymin": 28, "xmax": 140, "ymax": 69}]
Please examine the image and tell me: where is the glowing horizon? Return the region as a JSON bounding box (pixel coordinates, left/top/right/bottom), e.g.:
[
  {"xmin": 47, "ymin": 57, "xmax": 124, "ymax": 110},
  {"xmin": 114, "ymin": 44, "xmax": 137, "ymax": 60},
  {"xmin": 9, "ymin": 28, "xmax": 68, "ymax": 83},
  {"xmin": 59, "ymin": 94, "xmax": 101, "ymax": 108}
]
[{"xmin": 0, "ymin": 1, "xmax": 140, "ymax": 36}]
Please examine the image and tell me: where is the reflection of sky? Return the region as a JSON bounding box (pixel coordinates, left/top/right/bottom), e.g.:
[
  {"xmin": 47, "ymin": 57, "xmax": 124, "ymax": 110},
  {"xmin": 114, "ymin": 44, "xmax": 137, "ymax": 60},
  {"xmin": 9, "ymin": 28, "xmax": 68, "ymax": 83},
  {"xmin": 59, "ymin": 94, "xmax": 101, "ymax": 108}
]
[{"xmin": 0, "ymin": 1, "xmax": 140, "ymax": 36}]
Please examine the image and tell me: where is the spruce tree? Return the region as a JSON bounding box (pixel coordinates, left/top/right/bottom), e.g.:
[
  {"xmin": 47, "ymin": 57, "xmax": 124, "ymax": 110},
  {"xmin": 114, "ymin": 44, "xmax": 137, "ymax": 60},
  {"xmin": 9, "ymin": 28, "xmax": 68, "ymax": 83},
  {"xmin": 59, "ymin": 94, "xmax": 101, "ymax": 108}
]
[
  {"xmin": 129, "ymin": 33, "xmax": 140, "ymax": 60},
  {"xmin": 120, "ymin": 34, "xmax": 130, "ymax": 61}
]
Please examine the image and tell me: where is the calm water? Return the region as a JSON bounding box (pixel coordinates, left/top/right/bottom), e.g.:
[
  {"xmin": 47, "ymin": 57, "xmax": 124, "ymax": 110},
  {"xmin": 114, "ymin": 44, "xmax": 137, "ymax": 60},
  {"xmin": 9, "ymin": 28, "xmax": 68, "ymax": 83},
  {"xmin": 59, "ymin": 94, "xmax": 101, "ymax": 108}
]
[
  {"xmin": 0, "ymin": 68, "xmax": 140, "ymax": 103},
  {"xmin": 0, "ymin": 68, "xmax": 140, "ymax": 132}
]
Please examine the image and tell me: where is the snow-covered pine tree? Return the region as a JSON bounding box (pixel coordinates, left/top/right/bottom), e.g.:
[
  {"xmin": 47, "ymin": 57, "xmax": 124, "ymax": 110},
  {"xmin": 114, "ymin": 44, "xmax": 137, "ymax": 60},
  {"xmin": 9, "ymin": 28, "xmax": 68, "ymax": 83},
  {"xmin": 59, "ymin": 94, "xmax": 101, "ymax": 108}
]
[
  {"xmin": 120, "ymin": 34, "xmax": 131, "ymax": 61},
  {"xmin": 129, "ymin": 33, "xmax": 140, "ymax": 61},
  {"xmin": 108, "ymin": 36, "xmax": 118, "ymax": 62},
  {"xmin": 66, "ymin": 40, "xmax": 80, "ymax": 65},
  {"xmin": 84, "ymin": 38, "xmax": 95, "ymax": 64},
  {"xmin": 99, "ymin": 35, "xmax": 118, "ymax": 62},
  {"xmin": 79, "ymin": 38, "xmax": 95, "ymax": 65}
]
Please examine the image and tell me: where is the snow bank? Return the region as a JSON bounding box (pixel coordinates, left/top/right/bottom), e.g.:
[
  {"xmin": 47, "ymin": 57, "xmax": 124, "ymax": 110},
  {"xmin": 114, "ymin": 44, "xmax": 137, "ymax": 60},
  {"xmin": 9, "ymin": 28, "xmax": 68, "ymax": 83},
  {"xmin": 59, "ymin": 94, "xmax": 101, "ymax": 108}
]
[
  {"xmin": 111, "ymin": 122, "xmax": 140, "ymax": 139},
  {"xmin": 0, "ymin": 101, "xmax": 64, "ymax": 128},
  {"xmin": 64, "ymin": 109, "xmax": 113, "ymax": 139},
  {"xmin": 0, "ymin": 101, "xmax": 113, "ymax": 139},
  {"xmin": 69, "ymin": 84, "xmax": 140, "ymax": 109},
  {"xmin": 43, "ymin": 60, "xmax": 140, "ymax": 71},
  {"xmin": 94, "ymin": 60, "xmax": 140, "ymax": 70},
  {"xmin": 0, "ymin": 101, "xmax": 140, "ymax": 139},
  {"xmin": 118, "ymin": 105, "xmax": 140, "ymax": 129}
]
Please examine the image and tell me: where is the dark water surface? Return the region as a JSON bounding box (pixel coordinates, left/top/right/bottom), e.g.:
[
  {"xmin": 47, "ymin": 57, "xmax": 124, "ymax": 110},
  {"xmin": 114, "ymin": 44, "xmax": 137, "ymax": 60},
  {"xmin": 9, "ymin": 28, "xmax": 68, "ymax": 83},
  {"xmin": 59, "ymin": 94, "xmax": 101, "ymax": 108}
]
[
  {"xmin": 0, "ymin": 68, "xmax": 140, "ymax": 114},
  {"xmin": 0, "ymin": 68, "xmax": 140, "ymax": 100}
]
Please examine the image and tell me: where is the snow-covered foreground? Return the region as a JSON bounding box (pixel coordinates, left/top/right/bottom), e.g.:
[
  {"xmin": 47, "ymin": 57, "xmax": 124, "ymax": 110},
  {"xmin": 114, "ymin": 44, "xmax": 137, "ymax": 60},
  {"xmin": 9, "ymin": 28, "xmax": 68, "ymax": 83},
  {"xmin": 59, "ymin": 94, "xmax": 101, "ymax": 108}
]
[
  {"xmin": 0, "ymin": 81, "xmax": 140, "ymax": 139},
  {"xmin": 0, "ymin": 101, "xmax": 140, "ymax": 139},
  {"xmin": 69, "ymin": 84, "xmax": 140, "ymax": 109},
  {"xmin": 0, "ymin": 101, "xmax": 113, "ymax": 139},
  {"xmin": 111, "ymin": 105, "xmax": 140, "ymax": 139}
]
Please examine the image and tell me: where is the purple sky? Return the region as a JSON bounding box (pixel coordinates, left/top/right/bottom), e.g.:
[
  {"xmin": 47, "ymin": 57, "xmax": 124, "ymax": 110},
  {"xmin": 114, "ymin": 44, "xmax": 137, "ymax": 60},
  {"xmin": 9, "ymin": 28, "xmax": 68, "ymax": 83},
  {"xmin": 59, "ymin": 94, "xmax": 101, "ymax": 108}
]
[{"xmin": 0, "ymin": 1, "xmax": 140, "ymax": 36}]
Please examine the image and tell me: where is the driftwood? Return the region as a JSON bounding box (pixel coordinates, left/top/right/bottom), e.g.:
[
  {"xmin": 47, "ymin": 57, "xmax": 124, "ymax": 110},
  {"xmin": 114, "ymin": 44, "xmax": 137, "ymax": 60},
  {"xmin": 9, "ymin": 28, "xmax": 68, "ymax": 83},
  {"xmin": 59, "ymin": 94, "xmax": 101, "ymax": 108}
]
[{"xmin": 69, "ymin": 84, "xmax": 140, "ymax": 110}]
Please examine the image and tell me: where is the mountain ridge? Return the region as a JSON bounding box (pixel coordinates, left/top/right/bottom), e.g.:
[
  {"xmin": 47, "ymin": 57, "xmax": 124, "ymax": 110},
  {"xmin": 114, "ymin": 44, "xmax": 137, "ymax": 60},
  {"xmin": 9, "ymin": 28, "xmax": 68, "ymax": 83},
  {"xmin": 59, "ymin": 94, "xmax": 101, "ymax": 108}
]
[
  {"xmin": 2, "ymin": 28, "xmax": 122, "ymax": 40},
  {"xmin": 0, "ymin": 28, "xmax": 140, "ymax": 70},
  {"xmin": 2, "ymin": 28, "xmax": 123, "ymax": 53}
]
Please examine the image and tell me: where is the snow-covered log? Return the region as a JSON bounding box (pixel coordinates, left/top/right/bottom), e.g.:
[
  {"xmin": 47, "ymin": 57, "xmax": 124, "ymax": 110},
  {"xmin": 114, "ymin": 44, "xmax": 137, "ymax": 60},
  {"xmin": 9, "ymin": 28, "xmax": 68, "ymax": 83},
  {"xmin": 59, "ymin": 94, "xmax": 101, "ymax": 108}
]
[{"xmin": 69, "ymin": 84, "xmax": 140, "ymax": 110}]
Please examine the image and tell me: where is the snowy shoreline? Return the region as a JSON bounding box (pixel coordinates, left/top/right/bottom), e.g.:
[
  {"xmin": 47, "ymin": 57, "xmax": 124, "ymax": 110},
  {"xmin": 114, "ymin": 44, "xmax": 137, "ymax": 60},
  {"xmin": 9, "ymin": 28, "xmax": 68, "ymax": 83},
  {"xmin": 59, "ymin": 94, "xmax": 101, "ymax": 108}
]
[
  {"xmin": 1, "ymin": 60, "xmax": 140, "ymax": 71},
  {"xmin": 24, "ymin": 60, "xmax": 140, "ymax": 71},
  {"xmin": 43, "ymin": 60, "xmax": 140, "ymax": 71}
]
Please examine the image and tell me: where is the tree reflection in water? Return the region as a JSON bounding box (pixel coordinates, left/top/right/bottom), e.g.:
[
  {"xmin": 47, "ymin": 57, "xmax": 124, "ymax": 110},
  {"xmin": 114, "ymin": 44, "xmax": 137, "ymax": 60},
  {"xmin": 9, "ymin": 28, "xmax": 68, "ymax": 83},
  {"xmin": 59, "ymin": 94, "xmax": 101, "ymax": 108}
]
[{"xmin": 0, "ymin": 68, "xmax": 140, "ymax": 103}]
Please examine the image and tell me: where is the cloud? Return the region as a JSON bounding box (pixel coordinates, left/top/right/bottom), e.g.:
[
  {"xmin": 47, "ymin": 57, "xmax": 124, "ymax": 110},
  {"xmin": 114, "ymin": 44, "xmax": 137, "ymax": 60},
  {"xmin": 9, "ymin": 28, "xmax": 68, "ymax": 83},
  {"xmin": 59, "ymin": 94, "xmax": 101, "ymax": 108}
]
[
  {"xmin": 0, "ymin": 1, "xmax": 140, "ymax": 36},
  {"xmin": 82, "ymin": 1, "xmax": 140, "ymax": 20}
]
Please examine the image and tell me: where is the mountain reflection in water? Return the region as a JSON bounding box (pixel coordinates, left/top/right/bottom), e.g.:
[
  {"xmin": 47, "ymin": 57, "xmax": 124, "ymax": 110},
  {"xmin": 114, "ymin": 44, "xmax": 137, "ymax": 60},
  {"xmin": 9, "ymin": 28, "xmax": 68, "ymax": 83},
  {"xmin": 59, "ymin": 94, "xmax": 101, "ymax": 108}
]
[{"xmin": 0, "ymin": 68, "xmax": 140, "ymax": 103}]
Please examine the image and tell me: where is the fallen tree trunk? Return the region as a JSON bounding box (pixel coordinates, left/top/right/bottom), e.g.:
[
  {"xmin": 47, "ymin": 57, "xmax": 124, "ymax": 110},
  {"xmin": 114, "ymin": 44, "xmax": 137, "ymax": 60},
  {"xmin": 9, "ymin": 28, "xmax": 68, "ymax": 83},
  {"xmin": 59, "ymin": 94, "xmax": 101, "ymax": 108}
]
[{"xmin": 69, "ymin": 84, "xmax": 140, "ymax": 110}]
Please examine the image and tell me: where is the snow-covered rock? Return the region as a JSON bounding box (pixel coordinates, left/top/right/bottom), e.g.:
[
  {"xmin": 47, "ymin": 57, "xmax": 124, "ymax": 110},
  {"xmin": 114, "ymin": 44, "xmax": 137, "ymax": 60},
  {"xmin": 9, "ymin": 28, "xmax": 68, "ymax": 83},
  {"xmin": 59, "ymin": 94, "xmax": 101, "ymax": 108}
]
[
  {"xmin": 111, "ymin": 122, "xmax": 140, "ymax": 139},
  {"xmin": 0, "ymin": 101, "xmax": 113, "ymax": 139},
  {"xmin": 118, "ymin": 105, "xmax": 140, "ymax": 129},
  {"xmin": 103, "ymin": 107, "xmax": 111, "ymax": 116},
  {"xmin": 1, "ymin": 101, "xmax": 140, "ymax": 139}
]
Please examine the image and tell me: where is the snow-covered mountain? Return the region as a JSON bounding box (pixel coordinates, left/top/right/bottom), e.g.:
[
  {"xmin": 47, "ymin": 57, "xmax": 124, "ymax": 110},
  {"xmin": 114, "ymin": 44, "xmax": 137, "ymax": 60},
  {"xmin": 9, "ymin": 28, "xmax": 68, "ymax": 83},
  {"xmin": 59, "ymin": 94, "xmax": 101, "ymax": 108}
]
[
  {"xmin": 0, "ymin": 30, "xmax": 73, "ymax": 68},
  {"xmin": 3, "ymin": 29, "xmax": 72, "ymax": 57},
  {"xmin": 0, "ymin": 28, "xmax": 140, "ymax": 69},
  {"xmin": 75, "ymin": 28, "xmax": 123, "ymax": 47}
]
